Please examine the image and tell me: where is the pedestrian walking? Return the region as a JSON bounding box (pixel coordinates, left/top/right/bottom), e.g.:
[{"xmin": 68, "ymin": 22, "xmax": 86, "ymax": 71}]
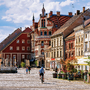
[
  {"xmin": 26, "ymin": 66, "xmax": 28, "ymax": 74},
  {"xmin": 55, "ymin": 67, "xmax": 58, "ymax": 73},
  {"xmin": 28, "ymin": 66, "xmax": 31, "ymax": 74}
]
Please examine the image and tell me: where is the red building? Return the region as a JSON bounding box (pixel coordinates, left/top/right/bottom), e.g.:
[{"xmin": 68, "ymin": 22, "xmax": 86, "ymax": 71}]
[
  {"xmin": 0, "ymin": 27, "xmax": 32, "ymax": 66},
  {"xmin": 65, "ymin": 32, "xmax": 75, "ymax": 60},
  {"xmin": 31, "ymin": 4, "xmax": 73, "ymax": 67}
]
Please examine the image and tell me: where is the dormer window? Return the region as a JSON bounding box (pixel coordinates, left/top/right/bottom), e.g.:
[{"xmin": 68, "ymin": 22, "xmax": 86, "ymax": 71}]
[{"xmin": 41, "ymin": 19, "xmax": 45, "ymax": 27}]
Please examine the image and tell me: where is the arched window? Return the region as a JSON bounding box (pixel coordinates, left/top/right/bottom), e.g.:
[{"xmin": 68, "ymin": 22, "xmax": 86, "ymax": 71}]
[
  {"xmin": 41, "ymin": 41, "xmax": 44, "ymax": 46},
  {"xmin": 44, "ymin": 19, "xmax": 45, "ymax": 27},
  {"xmin": 41, "ymin": 19, "xmax": 45, "ymax": 27},
  {"xmin": 49, "ymin": 31, "xmax": 51, "ymax": 35},
  {"xmin": 41, "ymin": 49, "xmax": 44, "ymax": 55},
  {"xmin": 42, "ymin": 19, "xmax": 43, "ymax": 27},
  {"xmin": 44, "ymin": 31, "xmax": 47, "ymax": 36}
]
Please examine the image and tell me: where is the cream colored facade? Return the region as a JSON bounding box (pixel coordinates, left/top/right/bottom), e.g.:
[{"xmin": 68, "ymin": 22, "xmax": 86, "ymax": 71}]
[
  {"xmin": 51, "ymin": 35, "xmax": 63, "ymax": 68},
  {"xmin": 74, "ymin": 25, "xmax": 84, "ymax": 58},
  {"xmin": 45, "ymin": 47, "xmax": 51, "ymax": 69},
  {"xmin": 83, "ymin": 25, "xmax": 90, "ymax": 57},
  {"xmin": 74, "ymin": 25, "xmax": 90, "ymax": 71}
]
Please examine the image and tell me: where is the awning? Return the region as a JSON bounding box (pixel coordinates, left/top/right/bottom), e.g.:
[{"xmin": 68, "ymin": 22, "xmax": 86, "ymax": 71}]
[{"xmin": 74, "ymin": 57, "xmax": 90, "ymax": 65}]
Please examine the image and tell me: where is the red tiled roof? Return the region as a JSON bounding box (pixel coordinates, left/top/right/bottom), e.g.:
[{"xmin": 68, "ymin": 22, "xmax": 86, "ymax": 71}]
[
  {"xmin": 84, "ymin": 18, "xmax": 90, "ymax": 26},
  {"xmin": 65, "ymin": 32, "xmax": 75, "ymax": 40},
  {"xmin": 52, "ymin": 9, "xmax": 90, "ymax": 37},
  {"xmin": 23, "ymin": 27, "xmax": 32, "ymax": 33},
  {"xmin": 48, "ymin": 15, "xmax": 72, "ymax": 28},
  {"xmin": 0, "ymin": 28, "xmax": 22, "ymax": 51},
  {"xmin": 51, "ymin": 15, "xmax": 78, "ymax": 37}
]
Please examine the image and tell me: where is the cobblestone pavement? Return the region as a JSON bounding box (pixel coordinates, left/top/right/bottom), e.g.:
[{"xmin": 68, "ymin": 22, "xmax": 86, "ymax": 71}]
[{"xmin": 0, "ymin": 68, "xmax": 90, "ymax": 90}]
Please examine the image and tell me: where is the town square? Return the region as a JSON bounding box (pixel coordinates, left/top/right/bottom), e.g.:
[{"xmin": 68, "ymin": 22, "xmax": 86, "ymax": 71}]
[{"xmin": 0, "ymin": 0, "xmax": 90, "ymax": 90}]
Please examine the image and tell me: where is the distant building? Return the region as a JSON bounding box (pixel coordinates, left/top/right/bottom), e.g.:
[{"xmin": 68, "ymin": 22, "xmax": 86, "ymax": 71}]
[
  {"xmin": 31, "ymin": 4, "xmax": 73, "ymax": 67},
  {"xmin": 0, "ymin": 27, "xmax": 32, "ymax": 66}
]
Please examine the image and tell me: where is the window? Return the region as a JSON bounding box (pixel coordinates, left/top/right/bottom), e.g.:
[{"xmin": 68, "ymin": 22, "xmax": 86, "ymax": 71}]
[
  {"xmin": 42, "ymin": 20, "xmax": 43, "ymax": 27},
  {"xmin": 49, "ymin": 41, "xmax": 51, "ymax": 46},
  {"xmin": 76, "ymin": 38, "xmax": 77, "ymax": 44},
  {"xmin": 52, "ymin": 41, "xmax": 53, "ymax": 47},
  {"xmin": 22, "ymin": 39, "xmax": 25, "ymax": 43},
  {"xmin": 10, "ymin": 46, "xmax": 13, "ymax": 50},
  {"xmin": 41, "ymin": 31, "xmax": 42, "ymax": 35},
  {"xmin": 81, "ymin": 36, "xmax": 83, "ymax": 43},
  {"xmin": 51, "ymin": 52, "xmax": 53, "ymax": 58},
  {"xmin": 85, "ymin": 42, "xmax": 88, "ymax": 52},
  {"xmin": 27, "ymin": 55, "xmax": 30, "ymax": 59},
  {"xmin": 54, "ymin": 51, "xmax": 56, "ymax": 58},
  {"xmin": 44, "ymin": 31, "xmax": 47, "ymax": 36},
  {"xmin": 60, "ymin": 51, "xmax": 62, "ymax": 57},
  {"xmin": 71, "ymin": 43, "xmax": 73, "ymax": 48},
  {"xmin": 22, "ymin": 55, "xmax": 25, "ymax": 59},
  {"xmin": 60, "ymin": 39, "xmax": 61, "ymax": 46},
  {"xmin": 41, "ymin": 41, "xmax": 44, "ymax": 46},
  {"xmin": 46, "ymin": 53, "xmax": 48, "ymax": 57},
  {"xmin": 22, "ymin": 46, "xmax": 25, "ymax": 51},
  {"xmin": 79, "ymin": 36, "xmax": 80, "ymax": 43},
  {"xmin": 41, "ymin": 19, "xmax": 45, "ymax": 27},
  {"xmin": 27, "ymin": 34, "xmax": 30, "ymax": 37},
  {"xmin": 27, "ymin": 47, "xmax": 30, "ymax": 51},
  {"xmin": 69, "ymin": 53, "xmax": 70, "ymax": 58},
  {"xmin": 69, "ymin": 43, "xmax": 71, "ymax": 49},
  {"xmin": 27, "ymin": 40, "xmax": 30, "ymax": 44},
  {"xmin": 41, "ymin": 52, "xmax": 44, "ymax": 55},
  {"xmin": 81, "ymin": 49, "xmax": 83, "ymax": 55},
  {"xmin": 16, "ymin": 47, "xmax": 19, "ymax": 50},
  {"xmin": 16, "ymin": 40, "xmax": 19, "ymax": 43},
  {"xmin": 57, "ymin": 50, "xmax": 59, "ymax": 57},
  {"xmin": 79, "ymin": 48, "xmax": 80, "ymax": 56},
  {"xmin": 6, "ymin": 55, "xmax": 9, "ymax": 59},
  {"xmin": 85, "ymin": 34, "xmax": 87, "ymax": 38},
  {"xmin": 49, "ymin": 31, "xmax": 51, "ymax": 35}
]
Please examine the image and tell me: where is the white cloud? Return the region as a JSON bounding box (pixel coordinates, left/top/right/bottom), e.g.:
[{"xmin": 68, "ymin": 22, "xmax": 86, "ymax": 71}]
[
  {"xmin": 0, "ymin": 0, "xmax": 75, "ymax": 24},
  {"xmin": 0, "ymin": 26, "xmax": 16, "ymax": 43},
  {"xmin": 86, "ymin": 2, "xmax": 90, "ymax": 9},
  {"xmin": 60, "ymin": 0, "xmax": 74, "ymax": 7}
]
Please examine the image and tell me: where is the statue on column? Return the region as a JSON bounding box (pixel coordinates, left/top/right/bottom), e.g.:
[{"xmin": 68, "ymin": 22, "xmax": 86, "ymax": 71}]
[{"xmin": 10, "ymin": 58, "xmax": 12, "ymax": 67}]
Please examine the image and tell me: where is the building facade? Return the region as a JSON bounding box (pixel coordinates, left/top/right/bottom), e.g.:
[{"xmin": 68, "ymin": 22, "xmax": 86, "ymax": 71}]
[
  {"xmin": 45, "ymin": 46, "xmax": 51, "ymax": 69},
  {"xmin": 0, "ymin": 27, "xmax": 32, "ymax": 66},
  {"xmin": 65, "ymin": 32, "xmax": 75, "ymax": 60},
  {"xmin": 51, "ymin": 7, "xmax": 90, "ymax": 69},
  {"xmin": 31, "ymin": 5, "xmax": 72, "ymax": 67}
]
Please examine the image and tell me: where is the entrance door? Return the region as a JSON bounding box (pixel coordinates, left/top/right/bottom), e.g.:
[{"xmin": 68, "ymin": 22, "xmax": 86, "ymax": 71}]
[{"xmin": 42, "ymin": 60, "xmax": 44, "ymax": 67}]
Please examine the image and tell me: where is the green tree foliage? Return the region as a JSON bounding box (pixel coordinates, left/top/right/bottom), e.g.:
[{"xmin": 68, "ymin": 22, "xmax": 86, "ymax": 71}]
[{"xmin": 20, "ymin": 62, "xmax": 25, "ymax": 67}]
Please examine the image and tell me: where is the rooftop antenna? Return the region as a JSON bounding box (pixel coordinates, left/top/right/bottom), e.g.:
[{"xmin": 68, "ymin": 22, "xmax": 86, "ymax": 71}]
[{"xmin": 72, "ymin": 4, "xmax": 74, "ymax": 15}]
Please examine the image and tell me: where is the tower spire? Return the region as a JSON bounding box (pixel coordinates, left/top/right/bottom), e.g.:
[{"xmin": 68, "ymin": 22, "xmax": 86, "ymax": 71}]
[
  {"xmin": 42, "ymin": 3, "xmax": 45, "ymax": 17},
  {"xmin": 33, "ymin": 13, "xmax": 35, "ymax": 21}
]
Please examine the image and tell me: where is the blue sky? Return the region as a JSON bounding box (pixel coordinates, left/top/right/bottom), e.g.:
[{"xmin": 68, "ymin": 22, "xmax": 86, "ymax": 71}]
[{"xmin": 0, "ymin": 0, "xmax": 90, "ymax": 42}]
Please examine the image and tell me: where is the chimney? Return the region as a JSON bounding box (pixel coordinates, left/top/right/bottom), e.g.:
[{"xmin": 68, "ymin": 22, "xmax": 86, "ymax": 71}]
[
  {"xmin": 49, "ymin": 11, "xmax": 53, "ymax": 17},
  {"xmin": 68, "ymin": 12, "xmax": 72, "ymax": 16},
  {"xmin": 76, "ymin": 10, "xmax": 80, "ymax": 15},
  {"xmin": 57, "ymin": 11, "xmax": 60, "ymax": 16},
  {"xmin": 83, "ymin": 7, "xmax": 85, "ymax": 12}
]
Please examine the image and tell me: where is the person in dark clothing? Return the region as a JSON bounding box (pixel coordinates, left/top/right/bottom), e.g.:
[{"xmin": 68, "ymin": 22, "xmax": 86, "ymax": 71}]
[
  {"xmin": 28, "ymin": 66, "xmax": 31, "ymax": 74},
  {"xmin": 55, "ymin": 67, "xmax": 58, "ymax": 73}
]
